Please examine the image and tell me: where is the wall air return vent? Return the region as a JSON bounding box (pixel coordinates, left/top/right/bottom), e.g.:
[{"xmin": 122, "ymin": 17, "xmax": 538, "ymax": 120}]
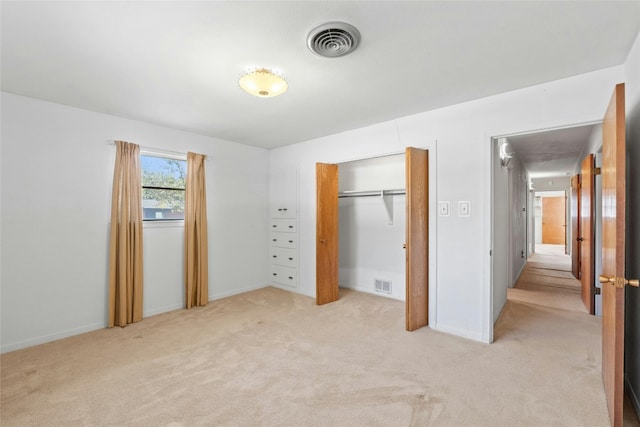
[
  {"xmin": 375, "ymin": 279, "xmax": 392, "ymax": 294},
  {"xmin": 306, "ymin": 22, "xmax": 360, "ymax": 58}
]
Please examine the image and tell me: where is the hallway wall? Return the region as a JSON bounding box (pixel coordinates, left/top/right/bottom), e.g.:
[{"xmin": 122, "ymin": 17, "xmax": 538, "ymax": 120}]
[{"xmin": 492, "ymin": 146, "xmax": 527, "ymax": 324}]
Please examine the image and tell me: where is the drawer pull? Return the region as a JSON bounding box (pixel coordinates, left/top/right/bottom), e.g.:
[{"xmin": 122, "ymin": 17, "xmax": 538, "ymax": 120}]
[
  {"xmin": 272, "ymin": 225, "xmax": 277, "ymax": 228},
  {"xmin": 272, "ymin": 239, "xmax": 277, "ymax": 242},
  {"xmin": 283, "ymin": 208, "xmax": 288, "ymax": 211},
  {"xmin": 288, "ymin": 225, "xmax": 293, "ymax": 229},
  {"xmin": 278, "ymin": 208, "xmax": 283, "ymax": 211},
  {"xmin": 288, "ymin": 276, "xmax": 294, "ymax": 280},
  {"xmin": 288, "ymin": 240, "xmax": 294, "ymax": 243},
  {"xmin": 288, "ymin": 257, "xmax": 293, "ymax": 260},
  {"xmin": 272, "ymin": 255, "xmax": 277, "ymax": 258},
  {"xmin": 272, "ymin": 273, "xmax": 277, "ymax": 276}
]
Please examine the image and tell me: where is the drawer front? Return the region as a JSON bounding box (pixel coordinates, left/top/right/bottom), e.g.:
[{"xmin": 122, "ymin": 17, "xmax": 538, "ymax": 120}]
[
  {"xmin": 271, "ymin": 265, "xmax": 298, "ymax": 288},
  {"xmin": 270, "ymin": 247, "xmax": 297, "ymax": 268},
  {"xmin": 270, "ymin": 219, "xmax": 296, "ymax": 233},
  {"xmin": 271, "ymin": 232, "xmax": 296, "ymax": 249},
  {"xmin": 270, "ymin": 205, "xmax": 296, "ymax": 219}
]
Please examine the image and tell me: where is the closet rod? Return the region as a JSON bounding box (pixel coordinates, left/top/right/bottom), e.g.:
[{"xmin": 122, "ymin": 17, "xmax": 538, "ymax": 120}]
[{"xmin": 338, "ymin": 189, "xmax": 406, "ymax": 198}]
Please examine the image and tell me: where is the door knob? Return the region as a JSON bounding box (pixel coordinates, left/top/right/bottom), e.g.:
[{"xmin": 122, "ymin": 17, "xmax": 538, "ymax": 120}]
[
  {"xmin": 577, "ymin": 237, "xmax": 584, "ymax": 241},
  {"xmin": 402, "ymin": 243, "xmax": 406, "ymax": 249},
  {"xmin": 599, "ymin": 275, "xmax": 640, "ymax": 288}
]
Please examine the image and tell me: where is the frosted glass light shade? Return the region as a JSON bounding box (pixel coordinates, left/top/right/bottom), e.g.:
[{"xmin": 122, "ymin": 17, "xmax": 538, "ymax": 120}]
[{"xmin": 238, "ymin": 68, "xmax": 288, "ymax": 98}]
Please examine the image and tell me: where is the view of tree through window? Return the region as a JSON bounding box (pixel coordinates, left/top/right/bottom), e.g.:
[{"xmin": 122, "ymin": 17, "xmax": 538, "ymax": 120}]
[{"xmin": 141, "ymin": 155, "xmax": 186, "ymax": 220}]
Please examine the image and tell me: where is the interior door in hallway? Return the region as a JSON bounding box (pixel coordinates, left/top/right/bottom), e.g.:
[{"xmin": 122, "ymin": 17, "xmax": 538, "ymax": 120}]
[
  {"xmin": 601, "ymin": 83, "xmax": 629, "ymax": 427},
  {"xmin": 542, "ymin": 196, "xmax": 566, "ymax": 245},
  {"xmin": 580, "ymin": 154, "xmax": 595, "ymax": 315},
  {"xmin": 316, "ymin": 162, "xmax": 339, "ymax": 305},
  {"xmin": 405, "ymin": 147, "xmax": 429, "ymax": 331},
  {"xmin": 570, "ymin": 174, "xmax": 580, "ymax": 279}
]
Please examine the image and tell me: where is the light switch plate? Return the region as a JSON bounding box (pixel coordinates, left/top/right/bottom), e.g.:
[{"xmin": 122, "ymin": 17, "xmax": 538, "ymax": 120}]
[
  {"xmin": 458, "ymin": 201, "xmax": 471, "ymax": 217},
  {"xmin": 438, "ymin": 201, "xmax": 450, "ymax": 217}
]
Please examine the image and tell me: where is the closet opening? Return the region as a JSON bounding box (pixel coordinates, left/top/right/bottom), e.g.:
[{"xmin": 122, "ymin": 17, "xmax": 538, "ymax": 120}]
[
  {"xmin": 316, "ymin": 147, "xmax": 429, "ymax": 331},
  {"xmin": 338, "ymin": 154, "xmax": 407, "ymax": 301}
]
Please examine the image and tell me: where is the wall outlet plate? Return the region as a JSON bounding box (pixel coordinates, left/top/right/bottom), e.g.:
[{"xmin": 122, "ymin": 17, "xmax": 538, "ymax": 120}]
[
  {"xmin": 438, "ymin": 201, "xmax": 450, "ymax": 217},
  {"xmin": 458, "ymin": 201, "xmax": 471, "ymax": 217}
]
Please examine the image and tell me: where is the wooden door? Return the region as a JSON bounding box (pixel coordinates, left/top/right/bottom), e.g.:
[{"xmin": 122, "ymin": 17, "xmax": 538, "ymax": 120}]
[
  {"xmin": 541, "ymin": 197, "xmax": 565, "ymax": 244},
  {"xmin": 316, "ymin": 163, "xmax": 339, "ymax": 305},
  {"xmin": 601, "ymin": 83, "xmax": 627, "ymax": 427},
  {"xmin": 405, "ymin": 147, "xmax": 429, "ymax": 331},
  {"xmin": 570, "ymin": 174, "xmax": 580, "ymax": 279},
  {"xmin": 579, "ymin": 154, "xmax": 595, "ymax": 314}
]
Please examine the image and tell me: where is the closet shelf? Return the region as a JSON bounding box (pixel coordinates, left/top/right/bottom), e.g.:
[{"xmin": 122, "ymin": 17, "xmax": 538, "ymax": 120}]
[
  {"xmin": 339, "ymin": 189, "xmax": 405, "ymax": 225},
  {"xmin": 338, "ymin": 189, "xmax": 405, "ymax": 198}
]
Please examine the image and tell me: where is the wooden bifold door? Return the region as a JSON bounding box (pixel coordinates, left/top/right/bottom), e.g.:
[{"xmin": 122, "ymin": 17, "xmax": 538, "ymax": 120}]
[
  {"xmin": 315, "ymin": 147, "xmax": 429, "ymax": 331},
  {"xmin": 315, "ymin": 163, "xmax": 339, "ymax": 305}
]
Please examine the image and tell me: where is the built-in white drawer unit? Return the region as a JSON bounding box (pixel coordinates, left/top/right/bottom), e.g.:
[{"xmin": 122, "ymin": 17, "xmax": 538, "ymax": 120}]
[
  {"xmin": 271, "ymin": 265, "xmax": 298, "ymax": 288},
  {"xmin": 270, "ymin": 219, "xmax": 297, "ymax": 233},
  {"xmin": 271, "ymin": 232, "xmax": 296, "ymax": 249},
  {"xmin": 270, "ymin": 167, "xmax": 298, "ymax": 290},
  {"xmin": 270, "ymin": 247, "xmax": 297, "ymax": 268}
]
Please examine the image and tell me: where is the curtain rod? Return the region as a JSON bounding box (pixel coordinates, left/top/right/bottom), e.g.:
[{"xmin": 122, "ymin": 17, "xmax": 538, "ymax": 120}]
[{"xmin": 108, "ymin": 141, "xmax": 210, "ymax": 160}]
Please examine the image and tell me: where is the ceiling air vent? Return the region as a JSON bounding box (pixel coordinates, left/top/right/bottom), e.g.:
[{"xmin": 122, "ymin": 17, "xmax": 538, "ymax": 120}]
[{"xmin": 306, "ymin": 22, "xmax": 361, "ymax": 58}]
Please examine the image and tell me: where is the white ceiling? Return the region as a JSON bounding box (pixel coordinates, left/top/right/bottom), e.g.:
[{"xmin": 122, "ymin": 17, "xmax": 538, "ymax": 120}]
[
  {"xmin": 506, "ymin": 124, "xmax": 596, "ymax": 178},
  {"xmin": 2, "ymin": 1, "xmax": 639, "ymax": 151}
]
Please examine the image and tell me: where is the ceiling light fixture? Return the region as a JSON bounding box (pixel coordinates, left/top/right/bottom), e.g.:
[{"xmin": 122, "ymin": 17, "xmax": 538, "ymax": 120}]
[{"xmin": 238, "ymin": 68, "xmax": 288, "ymax": 98}]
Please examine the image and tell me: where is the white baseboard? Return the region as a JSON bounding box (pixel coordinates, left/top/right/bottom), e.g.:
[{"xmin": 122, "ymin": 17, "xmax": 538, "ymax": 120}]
[
  {"xmin": 1, "ymin": 321, "xmax": 105, "ymax": 354},
  {"xmin": 209, "ymin": 282, "xmax": 269, "ymax": 301},
  {"xmin": 340, "ymin": 283, "xmax": 405, "ymax": 301},
  {"xmin": 2, "ymin": 282, "xmax": 271, "ymax": 354},
  {"xmin": 144, "ymin": 303, "xmax": 184, "ymax": 318},
  {"xmin": 432, "ymin": 322, "xmax": 484, "ymax": 343}
]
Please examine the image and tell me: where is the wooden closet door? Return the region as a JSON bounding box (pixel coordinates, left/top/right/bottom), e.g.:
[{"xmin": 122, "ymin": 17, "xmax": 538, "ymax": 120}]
[
  {"xmin": 405, "ymin": 147, "xmax": 429, "ymax": 331},
  {"xmin": 316, "ymin": 163, "xmax": 339, "ymax": 305}
]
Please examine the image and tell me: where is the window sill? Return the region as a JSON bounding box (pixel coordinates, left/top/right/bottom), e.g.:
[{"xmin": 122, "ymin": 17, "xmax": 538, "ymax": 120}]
[{"xmin": 143, "ymin": 220, "xmax": 184, "ymax": 229}]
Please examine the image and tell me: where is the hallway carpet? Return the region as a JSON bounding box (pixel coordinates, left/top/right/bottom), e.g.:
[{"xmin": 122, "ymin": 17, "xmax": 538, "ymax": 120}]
[
  {"xmin": 508, "ymin": 244, "xmax": 639, "ymax": 426},
  {"xmin": 508, "ymin": 244, "xmax": 586, "ymax": 313},
  {"xmin": 1, "ymin": 283, "xmax": 615, "ymax": 426}
]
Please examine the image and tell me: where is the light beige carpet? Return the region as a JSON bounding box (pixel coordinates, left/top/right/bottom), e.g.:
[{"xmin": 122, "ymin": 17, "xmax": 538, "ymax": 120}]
[
  {"xmin": 1, "ymin": 283, "xmax": 623, "ymax": 426},
  {"xmin": 508, "ymin": 244, "xmax": 586, "ymax": 313}
]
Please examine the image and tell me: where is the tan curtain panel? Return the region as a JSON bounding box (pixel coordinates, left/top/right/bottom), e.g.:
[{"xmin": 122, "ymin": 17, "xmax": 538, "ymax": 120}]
[
  {"xmin": 185, "ymin": 152, "xmax": 209, "ymax": 308},
  {"xmin": 108, "ymin": 140, "xmax": 144, "ymax": 327}
]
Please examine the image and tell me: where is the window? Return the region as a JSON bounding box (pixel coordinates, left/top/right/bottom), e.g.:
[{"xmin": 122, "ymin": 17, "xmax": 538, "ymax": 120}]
[{"xmin": 141, "ymin": 154, "xmax": 186, "ymax": 220}]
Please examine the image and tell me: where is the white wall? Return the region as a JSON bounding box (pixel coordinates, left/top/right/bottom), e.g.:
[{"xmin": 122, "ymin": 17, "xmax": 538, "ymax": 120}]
[
  {"xmin": 0, "ymin": 93, "xmax": 270, "ymax": 352},
  {"xmin": 271, "ymin": 65, "xmax": 623, "ymax": 343},
  {"xmin": 339, "ymin": 196, "xmax": 406, "ymax": 300}
]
